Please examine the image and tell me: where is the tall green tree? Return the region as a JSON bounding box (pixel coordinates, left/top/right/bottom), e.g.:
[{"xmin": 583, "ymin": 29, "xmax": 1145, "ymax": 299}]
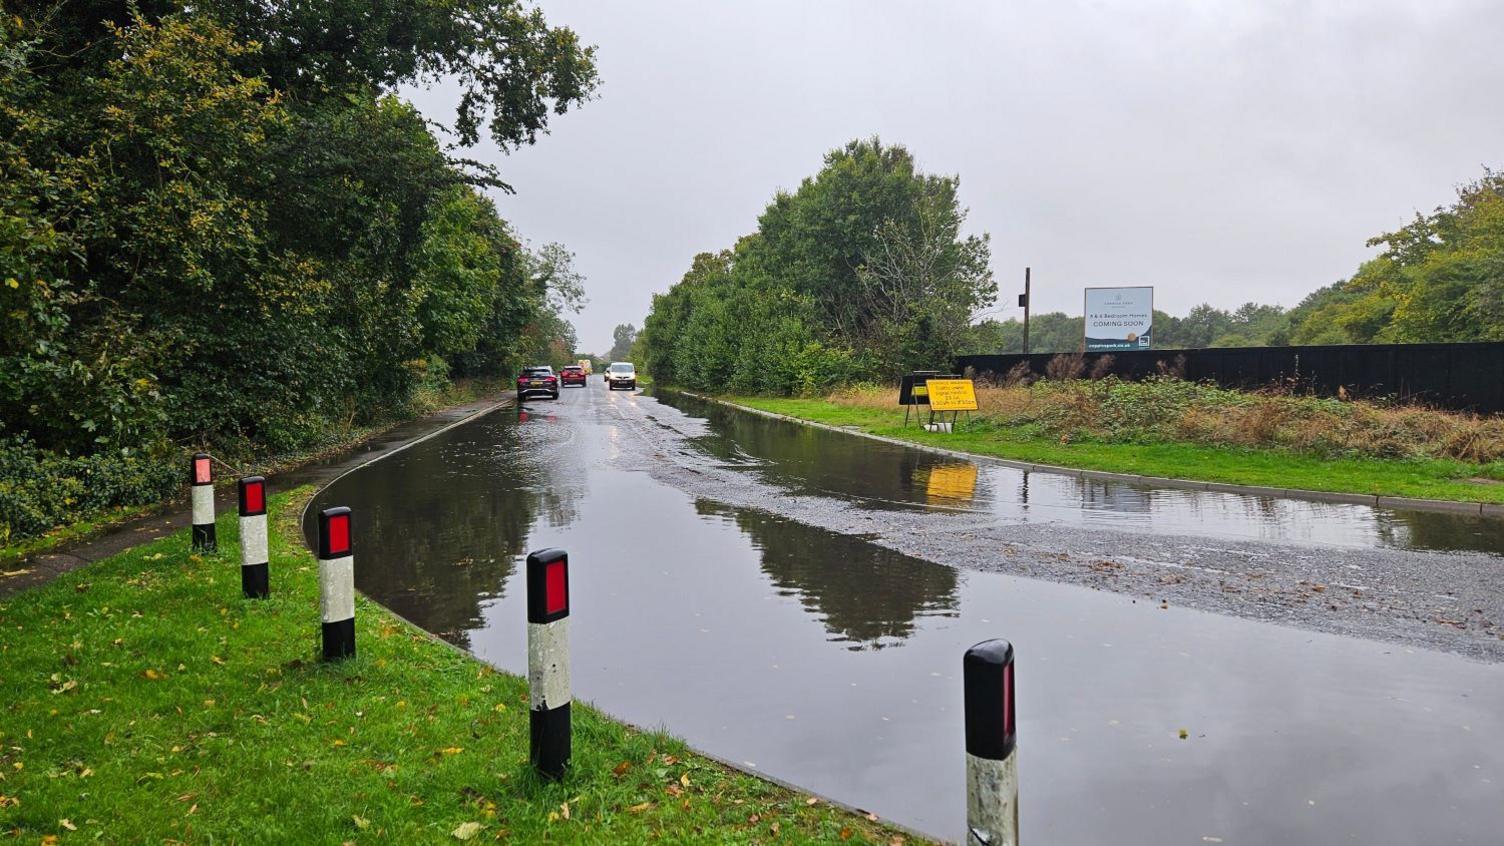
[{"xmin": 1, "ymin": 3, "xmax": 596, "ymax": 542}]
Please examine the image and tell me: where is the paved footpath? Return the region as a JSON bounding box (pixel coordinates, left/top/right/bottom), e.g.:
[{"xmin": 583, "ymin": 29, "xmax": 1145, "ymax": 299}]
[{"xmin": 0, "ymin": 395, "xmax": 511, "ymax": 600}]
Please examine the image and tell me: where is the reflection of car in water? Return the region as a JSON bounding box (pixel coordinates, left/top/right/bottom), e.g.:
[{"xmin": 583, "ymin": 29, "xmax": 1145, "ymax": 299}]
[
  {"xmin": 606, "ymin": 362, "xmax": 637, "ymax": 391},
  {"xmin": 516, "ymin": 366, "xmax": 559, "ymax": 400},
  {"xmin": 560, "ymin": 365, "xmax": 587, "ymax": 387}
]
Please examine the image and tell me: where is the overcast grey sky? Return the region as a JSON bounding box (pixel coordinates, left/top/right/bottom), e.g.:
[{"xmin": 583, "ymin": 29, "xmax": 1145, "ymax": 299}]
[{"xmin": 403, "ymin": 0, "xmax": 1504, "ymax": 355}]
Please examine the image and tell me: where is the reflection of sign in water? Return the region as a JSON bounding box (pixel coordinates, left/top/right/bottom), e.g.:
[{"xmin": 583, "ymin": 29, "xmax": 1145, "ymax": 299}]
[
  {"xmin": 922, "ymin": 462, "xmax": 978, "ymax": 504},
  {"xmin": 1084, "ymin": 286, "xmax": 1153, "ymax": 351},
  {"xmin": 927, "ymin": 379, "xmax": 978, "ymax": 411}
]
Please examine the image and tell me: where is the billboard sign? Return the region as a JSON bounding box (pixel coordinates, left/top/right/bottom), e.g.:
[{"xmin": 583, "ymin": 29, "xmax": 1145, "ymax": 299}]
[{"xmin": 1084, "ymin": 287, "xmax": 1153, "ymax": 351}]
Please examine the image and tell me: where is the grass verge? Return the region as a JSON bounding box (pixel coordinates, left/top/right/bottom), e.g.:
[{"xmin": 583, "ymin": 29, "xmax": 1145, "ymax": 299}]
[
  {"xmin": 0, "ymin": 488, "xmax": 918, "ymax": 844},
  {"xmin": 727, "ymin": 395, "xmax": 1504, "ymax": 505}
]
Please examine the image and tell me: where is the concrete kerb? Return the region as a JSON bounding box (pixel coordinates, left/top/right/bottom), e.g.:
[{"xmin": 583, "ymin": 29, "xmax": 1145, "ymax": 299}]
[
  {"xmin": 1376, "ymin": 496, "xmax": 1485, "ymax": 517},
  {"xmin": 680, "ymin": 391, "xmax": 1504, "ymax": 521}
]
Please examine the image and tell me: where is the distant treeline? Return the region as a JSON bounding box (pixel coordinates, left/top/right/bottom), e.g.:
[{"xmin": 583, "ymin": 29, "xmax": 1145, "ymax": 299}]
[
  {"xmin": 0, "ymin": 3, "xmax": 597, "ymax": 542},
  {"xmin": 641, "ymin": 139, "xmax": 996, "ymax": 394},
  {"xmin": 968, "ymin": 171, "xmax": 1504, "ymax": 353}
]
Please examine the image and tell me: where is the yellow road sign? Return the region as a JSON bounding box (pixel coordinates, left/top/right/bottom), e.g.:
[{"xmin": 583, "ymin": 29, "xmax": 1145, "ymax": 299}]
[{"xmin": 926, "ymin": 379, "xmax": 978, "ymax": 412}]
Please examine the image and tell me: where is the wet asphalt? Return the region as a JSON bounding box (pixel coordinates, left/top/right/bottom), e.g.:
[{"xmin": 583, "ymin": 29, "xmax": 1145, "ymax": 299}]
[
  {"xmin": 306, "ymin": 383, "xmax": 1504, "ymax": 842},
  {"xmin": 641, "ymin": 391, "xmax": 1504, "ymax": 664}
]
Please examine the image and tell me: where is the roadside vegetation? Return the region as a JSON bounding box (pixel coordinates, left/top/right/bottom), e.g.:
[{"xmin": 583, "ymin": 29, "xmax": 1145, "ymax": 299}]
[
  {"xmin": 966, "ymin": 171, "xmax": 1504, "ymax": 353},
  {"xmin": 0, "ymin": 488, "xmax": 921, "ymax": 844},
  {"xmin": 730, "ymin": 373, "xmax": 1504, "ymax": 503},
  {"xmin": 1, "ymin": 4, "xmax": 597, "ymax": 546},
  {"xmin": 639, "ymin": 138, "xmax": 997, "ymax": 395},
  {"xmin": 0, "ymin": 377, "xmax": 504, "ymax": 568}
]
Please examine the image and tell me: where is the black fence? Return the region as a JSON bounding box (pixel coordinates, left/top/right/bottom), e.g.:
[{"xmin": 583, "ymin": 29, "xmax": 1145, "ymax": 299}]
[{"xmin": 955, "ymin": 342, "xmax": 1504, "ymax": 414}]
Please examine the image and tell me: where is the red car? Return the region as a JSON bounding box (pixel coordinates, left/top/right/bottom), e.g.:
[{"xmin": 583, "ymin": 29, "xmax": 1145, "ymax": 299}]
[
  {"xmin": 560, "ymin": 365, "xmax": 587, "ymax": 387},
  {"xmin": 516, "ymin": 366, "xmax": 559, "ymax": 400}
]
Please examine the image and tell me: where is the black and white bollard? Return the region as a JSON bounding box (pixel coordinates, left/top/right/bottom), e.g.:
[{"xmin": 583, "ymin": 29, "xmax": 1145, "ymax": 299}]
[
  {"xmin": 964, "ymin": 639, "xmax": 1019, "ymax": 846},
  {"xmin": 237, "ymin": 476, "xmax": 269, "ymax": 599},
  {"xmin": 190, "ymin": 452, "xmax": 216, "ymax": 553},
  {"xmin": 526, "ymin": 548, "xmax": 571, "ymax": 780},
  {"xmin": 317, "ymin": 506, "xmax": 356, "ymax": 661}
]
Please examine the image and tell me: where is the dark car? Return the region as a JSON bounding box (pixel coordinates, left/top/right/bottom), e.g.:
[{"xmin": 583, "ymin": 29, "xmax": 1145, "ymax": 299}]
[
  {"xmin": 516, "ymin": 366, "xmax": 559, "ymax": 400},
  {"xmin": 560, "ymin": 365, "xmax": 587, "ymax": 387}
]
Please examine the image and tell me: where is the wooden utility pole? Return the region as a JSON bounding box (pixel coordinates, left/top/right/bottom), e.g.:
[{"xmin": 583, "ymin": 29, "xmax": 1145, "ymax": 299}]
[{"xmin": 1019, "ymin": 267, "xmax": 1031, "ymax": 355}]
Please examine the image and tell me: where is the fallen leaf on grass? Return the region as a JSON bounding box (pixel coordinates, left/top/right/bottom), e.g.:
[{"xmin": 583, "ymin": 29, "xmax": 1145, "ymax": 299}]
[
  {"xmin": 770, "ymin": 822, "xmax": 780, "ymax": 835},
  {"xmin": 839, "ymin": 827, "xmax": 852, "ymax": 840},
  {"xmin": 805, "ymin": 797, "xmax": 818, "ymax": 806},
  {"xmin": 142, "ymin": 669, "xmax": 165, "ymax": 681},
  {"xmin": 59, "ymin": 820, "xmax": 76, "ymax": 831},
  {"xmin": 451, "ymin": 821, "xmax": 483, "ymax": 840},
  {"xmin": 440, "ymin": 747, "xmax": 463, "ymax": 756},
  {"xmin": 611, "ymin": 761, "xmax": 631, "ymax": 777},
  {"xmin": 666, "ymin": 785, "xmax": 682, "ymax": 798},
  {"xmin": 679, "ymin": 773, "xmax": 690, "ymax": 788},
  {"xmin": 627, "ymin": 802, "xmax": 652, "ymax": 814},
  {"xmin": 353, "ymin": 815, "xmax": 370, "ymax": 830}
]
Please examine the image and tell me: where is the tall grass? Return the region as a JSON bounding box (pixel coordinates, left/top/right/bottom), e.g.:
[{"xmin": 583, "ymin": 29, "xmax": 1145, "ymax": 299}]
[{"xmin": 830, "ymin": 377, "xmax": 1504, "ymax": 467}]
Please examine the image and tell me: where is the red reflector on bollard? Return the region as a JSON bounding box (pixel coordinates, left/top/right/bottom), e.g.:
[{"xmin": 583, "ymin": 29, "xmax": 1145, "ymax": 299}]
[
  {"xmin": 193, "ymin": 455, "xmax": 212, "ymax": 485},
  {"xmin": 327, "ymin": 514, "xmax": 350, "ymax": 555},
  {"xmin": 1003, "ymin": 661, "xmax": 1015, "ymax": 738},
  {"xmin": 238, "ymin": 476, "xmax": 267, "ymax": 516},
  {"xmin": 545, "ymin": 559, "xmax": 568, "ymax": 615},
  {"xmin": 319, "ymin": 506, "xmax": 353, "ymax": 558},
  {"xmin": 526, "ymin": 549, "xmax": 570, "ymax": 624}
]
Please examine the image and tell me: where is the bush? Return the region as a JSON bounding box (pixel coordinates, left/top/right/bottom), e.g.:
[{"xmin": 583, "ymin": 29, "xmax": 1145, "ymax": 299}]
[{"xmin": 0, "ymin": 436, "xmax": 178, "ymax": 545}]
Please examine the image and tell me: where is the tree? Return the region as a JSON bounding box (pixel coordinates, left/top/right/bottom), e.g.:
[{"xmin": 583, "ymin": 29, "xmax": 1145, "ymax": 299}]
[
  {"xmin": 640, "ymin": 138, "xmax": 993, "ymax": 393},
  {"xmin": 25, "ymin": 0, "xmax": 599, "ymax": 153},
  {"xmin": 607, "ymin": 323, "xmax": 638, "ymax": 362},
  {"xmin": 1, "ymin": 4, "xmax": 594, "ymax": 543}
]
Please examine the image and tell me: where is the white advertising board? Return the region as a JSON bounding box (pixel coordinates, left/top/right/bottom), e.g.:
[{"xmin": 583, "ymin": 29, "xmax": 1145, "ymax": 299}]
[{"xmin": 1084, "ymin": 287, "xmax": 1153, "ymax": 351}]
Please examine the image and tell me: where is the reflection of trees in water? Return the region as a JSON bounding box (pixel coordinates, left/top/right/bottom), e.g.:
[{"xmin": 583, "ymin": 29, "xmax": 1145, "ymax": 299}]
[
  {"xmin": 665, "ymin": 393, "xmax": 957, "ymax": 510},
  {"xmin": 1075, "ymin": 479, "xmax": 1153, "ymax": 514},
  {"xmin": 697, "ymin": 501, "xmax": 959, "ymax": 650},
  {"xmin": 308, "ymin": 415, "xmax": 584, "ymax": 647},
  {"xmin": 1375, "ymin": 509, "xmax": 1504, "ymax": 554}
]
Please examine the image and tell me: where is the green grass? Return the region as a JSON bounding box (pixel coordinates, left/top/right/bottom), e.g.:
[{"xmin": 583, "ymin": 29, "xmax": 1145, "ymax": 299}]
[
  {"xmin": 729, "ymin": 396, "xmax": 1504, "ymax": 504},
  {"xmin": 0, "ymin": 489, "xmax": 921, "ymax": 844}
]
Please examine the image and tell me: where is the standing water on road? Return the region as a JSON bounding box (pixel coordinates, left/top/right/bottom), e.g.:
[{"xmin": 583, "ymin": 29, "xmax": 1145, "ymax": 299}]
[
  {"xmin": 308, "ymin": 387, "xmax": 1504, "ymax": 842},
  {"xmin": 653, "ymin": 391, "xmax": 1504, "ymax": 554}
]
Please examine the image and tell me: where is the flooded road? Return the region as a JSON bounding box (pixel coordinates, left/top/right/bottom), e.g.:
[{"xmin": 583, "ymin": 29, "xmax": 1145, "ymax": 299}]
[
  {"xmin": 308, "ymin": 386, "xmax": 1504, "ymax": 842},
  {"xmin": 654, "ymin": 392, "xmax": 1504, "ymax": 554}
]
